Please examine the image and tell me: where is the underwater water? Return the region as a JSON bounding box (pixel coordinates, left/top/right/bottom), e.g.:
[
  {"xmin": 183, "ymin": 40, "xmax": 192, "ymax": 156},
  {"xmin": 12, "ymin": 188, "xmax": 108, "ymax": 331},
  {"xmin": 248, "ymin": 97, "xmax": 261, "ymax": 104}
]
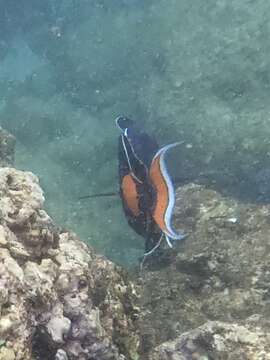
[{"xmin": 1, "ymin": 0, "xmax": 270, "ymax": 266}]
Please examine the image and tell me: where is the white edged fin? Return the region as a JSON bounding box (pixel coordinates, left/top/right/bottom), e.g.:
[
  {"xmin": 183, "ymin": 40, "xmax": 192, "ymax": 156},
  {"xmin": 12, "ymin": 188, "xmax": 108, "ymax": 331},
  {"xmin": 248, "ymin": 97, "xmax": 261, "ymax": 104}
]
[
  {"xmin": 171, "ymin": 233, "xmax": 187, "ymax": 241},
  {"xmin": 115, "ymin": 116, "xmax": 126, "ymax": 132},
  {"xmin": 152, "ymin": 142, "xmax": 183, "ymax": 240},
  {"xmin": 165, "ymin": 234, "xmax": 173, "ymax": 248}
]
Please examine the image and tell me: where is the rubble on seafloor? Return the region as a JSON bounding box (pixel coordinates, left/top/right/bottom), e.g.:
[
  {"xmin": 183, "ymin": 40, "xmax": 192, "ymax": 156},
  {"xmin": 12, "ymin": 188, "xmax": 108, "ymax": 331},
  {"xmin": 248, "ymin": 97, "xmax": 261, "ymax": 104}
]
[{"xmin": 1, "ymin": 126, "xmax": 270, "ymax": 360}]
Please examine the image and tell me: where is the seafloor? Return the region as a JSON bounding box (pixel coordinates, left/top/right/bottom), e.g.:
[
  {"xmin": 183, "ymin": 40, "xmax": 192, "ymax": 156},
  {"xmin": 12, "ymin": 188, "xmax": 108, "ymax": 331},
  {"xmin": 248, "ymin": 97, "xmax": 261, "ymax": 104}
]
[{"xmin": 1, "ymin": 0, "xmax": 270, "ymax": 266}]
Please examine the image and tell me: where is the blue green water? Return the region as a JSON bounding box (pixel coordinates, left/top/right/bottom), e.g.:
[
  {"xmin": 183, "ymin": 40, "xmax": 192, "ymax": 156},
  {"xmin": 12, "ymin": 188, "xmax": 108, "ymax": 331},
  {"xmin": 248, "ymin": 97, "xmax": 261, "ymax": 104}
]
[{"xmin": 1, "ymin": 0, "xmax": 270, "ymax": 266}]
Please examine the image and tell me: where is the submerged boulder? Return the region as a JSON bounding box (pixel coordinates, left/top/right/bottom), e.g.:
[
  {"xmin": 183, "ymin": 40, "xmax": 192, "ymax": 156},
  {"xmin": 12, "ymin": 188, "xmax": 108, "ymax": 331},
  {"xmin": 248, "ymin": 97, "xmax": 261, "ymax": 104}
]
[
  {"xmin": 0, "ymin": 165, "xmax": 139, "ymax": 358},
  {"xmin": 148, "ymin": 319, "xmax": 270, "ymax": 360},
  {"xmin": 138, "ymin": 183, "xmax": 270, "ymax": 358}
]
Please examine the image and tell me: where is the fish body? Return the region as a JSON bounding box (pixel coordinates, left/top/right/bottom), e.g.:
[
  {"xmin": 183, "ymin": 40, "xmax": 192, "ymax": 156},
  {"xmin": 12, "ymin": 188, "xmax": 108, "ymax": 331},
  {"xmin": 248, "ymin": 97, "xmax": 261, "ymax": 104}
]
[
  {"xmin": 116, "ymin": 116, "xmax": 185, "ymax": 255},
  {"xmin": 117, "ymin": 117, "xmax": 160, "ymax": 250}
]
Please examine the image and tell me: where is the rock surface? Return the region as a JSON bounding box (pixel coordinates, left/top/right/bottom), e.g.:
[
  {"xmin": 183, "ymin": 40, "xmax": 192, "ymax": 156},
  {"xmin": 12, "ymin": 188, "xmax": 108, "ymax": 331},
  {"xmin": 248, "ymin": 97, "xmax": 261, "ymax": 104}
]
[
  {"xmin": 0, "ymin": 132, "xmax": 139, "ymax": 359},
  {"xmin": 0, "ymin": 127, "xmax": 15, "ymax": 166},
  {"xmin": 138, "ymin": 183, "xmax": 270, "ymax": 358},
  {"xmin": 148, "ymin": 319, "xmax": 270, "ymax": 360}
]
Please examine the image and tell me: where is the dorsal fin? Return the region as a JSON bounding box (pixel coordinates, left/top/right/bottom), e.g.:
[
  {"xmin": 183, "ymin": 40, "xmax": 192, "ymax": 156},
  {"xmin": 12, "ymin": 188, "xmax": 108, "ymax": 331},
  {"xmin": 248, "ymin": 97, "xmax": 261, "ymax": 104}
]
[{"xmin": 149, "ymin": 143, "xmax": 185, "ymax": 240}]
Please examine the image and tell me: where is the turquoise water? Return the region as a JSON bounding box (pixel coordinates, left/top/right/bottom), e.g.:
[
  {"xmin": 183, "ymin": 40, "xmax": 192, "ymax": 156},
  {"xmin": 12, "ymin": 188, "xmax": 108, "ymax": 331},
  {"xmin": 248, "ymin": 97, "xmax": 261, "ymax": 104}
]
[{"xmin": 1, "ymin": 0, "xmax": 270, "ymax": 266}]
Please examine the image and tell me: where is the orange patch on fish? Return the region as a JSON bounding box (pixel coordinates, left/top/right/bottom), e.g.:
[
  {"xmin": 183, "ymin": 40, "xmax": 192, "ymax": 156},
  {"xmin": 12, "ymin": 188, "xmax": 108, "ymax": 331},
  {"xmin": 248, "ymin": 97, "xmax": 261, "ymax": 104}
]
[
  {"xmin": 121, "ymin": 174, "xmax": 140, "ymax": 216},
  {"xmin": 149, "ymin": 154, "xmax": 169, "ymax": 232}
]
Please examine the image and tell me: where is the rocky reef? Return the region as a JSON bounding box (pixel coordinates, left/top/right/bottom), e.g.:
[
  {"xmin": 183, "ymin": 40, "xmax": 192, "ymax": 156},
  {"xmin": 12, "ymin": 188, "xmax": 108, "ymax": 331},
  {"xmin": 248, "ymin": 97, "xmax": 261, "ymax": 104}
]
[
  {"xmin": 139, "ymin": 183, "xmax": 270, "ymax": 358},
  {"xmin": 0, "ymin": 128, "xmax": 139, "ymax": 360},
  {"xmin": 1, "ymin": 126, "xmax": 270, "ymax": 360},
  {"xmin": 148, "ymin": 320, "xmax": 270, "ymax": 360}
]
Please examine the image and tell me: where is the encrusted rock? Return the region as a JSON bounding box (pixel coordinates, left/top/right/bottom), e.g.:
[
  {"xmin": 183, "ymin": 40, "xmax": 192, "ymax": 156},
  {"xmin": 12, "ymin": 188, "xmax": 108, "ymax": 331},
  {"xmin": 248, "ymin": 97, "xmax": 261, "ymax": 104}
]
[
  {"xmin": 139, "ymin": 183, "xmax": 270, "ymax": 357},
  {"xmin": 0, "ymin": 167, "xmax": 139, "ymax": 360},
  {"xmin": 46, "ymin": 312, "xmax": 71, "ymax": 344},
  {"xmin": 55, "ymin": 349, "xmax": 68, "ymax": 360},
  {"xmin": 0, "ymin": 347, "xmax": 16, "ymax": 360},
  {"xmin": 148, "ymin": 320, "xmax": 270, "ymax": 360}
]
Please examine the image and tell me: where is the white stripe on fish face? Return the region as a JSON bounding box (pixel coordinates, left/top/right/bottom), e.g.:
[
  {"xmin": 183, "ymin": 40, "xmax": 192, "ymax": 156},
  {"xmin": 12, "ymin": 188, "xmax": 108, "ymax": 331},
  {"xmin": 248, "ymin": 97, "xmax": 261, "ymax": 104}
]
[
  {"xmin": 116, "ymin": 117, "xmax": 145, "ymax": 170},
  {"xmin": 115, "ymin": 116, "xmax": 125, "ymax": 132},
  {"xmin": 121, "ymin": 134, "xmax": 143, "ymax": 184},
  {"xmin": 122, "ymin": 128, "xmax": 149, "ymax": 183}
]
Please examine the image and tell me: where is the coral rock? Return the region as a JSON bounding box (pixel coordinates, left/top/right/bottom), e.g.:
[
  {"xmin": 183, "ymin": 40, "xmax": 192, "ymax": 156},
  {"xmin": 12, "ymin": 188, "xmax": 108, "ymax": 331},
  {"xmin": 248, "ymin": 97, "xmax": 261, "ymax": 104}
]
[
  {"xmin": 139, "ymin": 183, "xmax": 270, "ymax": 358},
  {"xmin": 148, "ymin": 320, "xmax": 270, "ymax": 360},
  {"xmin": 0, "ymin": 166, "xmax": 139, "ymax": 360}
]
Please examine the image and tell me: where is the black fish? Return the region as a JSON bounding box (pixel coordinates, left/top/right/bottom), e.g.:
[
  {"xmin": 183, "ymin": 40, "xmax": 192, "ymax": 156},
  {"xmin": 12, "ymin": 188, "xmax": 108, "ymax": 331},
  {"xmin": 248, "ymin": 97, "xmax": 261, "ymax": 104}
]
[{"xmin": 116, "ymin": 116, "xmax": 185, "ymax": 256}]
